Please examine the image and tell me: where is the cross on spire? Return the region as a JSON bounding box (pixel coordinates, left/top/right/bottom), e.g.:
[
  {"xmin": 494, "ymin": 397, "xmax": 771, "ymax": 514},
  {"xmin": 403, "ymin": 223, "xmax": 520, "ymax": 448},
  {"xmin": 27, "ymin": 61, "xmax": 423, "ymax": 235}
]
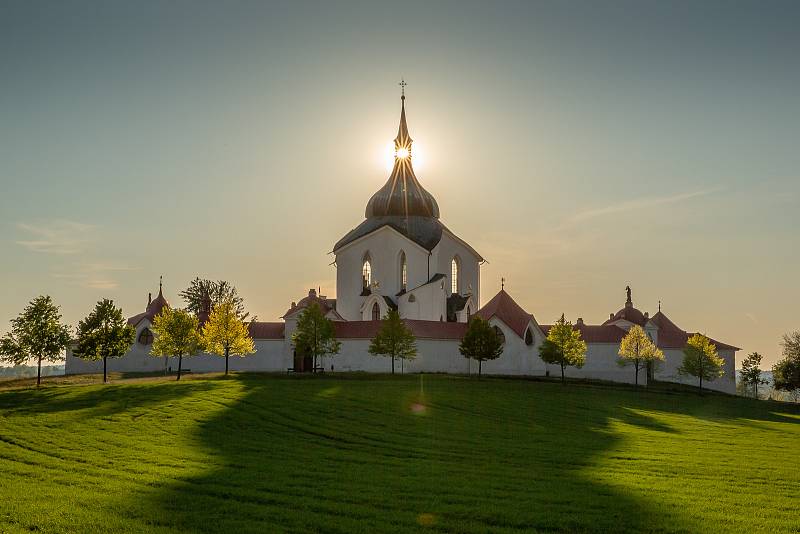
[
  {"xmin": 658, "ymin": 300, "xmax": 662, "ymax": 312},
  {"xmin": 159, "ymin": 275, "xmax": 163, "ymax": 292},
  {"xmin": 501, "ymin": 277, "xmax": 505, "ymax": 291},
  {"xmin": 399, "ymin": 78, "xmax": 407, "ymax": 99}
]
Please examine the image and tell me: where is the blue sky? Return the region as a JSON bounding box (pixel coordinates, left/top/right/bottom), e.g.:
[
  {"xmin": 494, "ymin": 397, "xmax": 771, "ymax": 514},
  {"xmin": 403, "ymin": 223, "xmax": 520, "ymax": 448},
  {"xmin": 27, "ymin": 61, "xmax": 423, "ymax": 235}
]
[{"xmin": 1, "ymin": 0, "xmax": 798, "ymax": 365}]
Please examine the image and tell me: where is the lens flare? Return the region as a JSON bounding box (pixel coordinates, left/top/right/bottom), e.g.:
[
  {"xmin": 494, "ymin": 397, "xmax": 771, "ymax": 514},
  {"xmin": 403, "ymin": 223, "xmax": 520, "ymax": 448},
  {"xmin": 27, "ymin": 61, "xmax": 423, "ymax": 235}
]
[{"xmin": 396, "ymin": 147, "xmax": 409, "ymax": 159}]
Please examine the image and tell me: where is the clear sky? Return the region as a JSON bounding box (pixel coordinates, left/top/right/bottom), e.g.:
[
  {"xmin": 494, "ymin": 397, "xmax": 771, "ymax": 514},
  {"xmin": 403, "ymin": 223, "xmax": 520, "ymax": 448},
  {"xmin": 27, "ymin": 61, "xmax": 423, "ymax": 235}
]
[{"xmin": 1, "ymin": 1, "xmax": 798, "ymax": 366}]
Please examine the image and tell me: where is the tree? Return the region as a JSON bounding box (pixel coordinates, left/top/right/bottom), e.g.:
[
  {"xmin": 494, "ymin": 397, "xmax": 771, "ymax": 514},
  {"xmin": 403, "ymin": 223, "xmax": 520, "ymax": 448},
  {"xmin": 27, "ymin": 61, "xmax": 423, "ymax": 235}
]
[
  {"xmin": 291, "ymin": 302, "xmax": 341, "ymax": 372},
  {"xmin": 739, "ymin": 352, "xmax": 766, "ymax": 399},
  {"xmin": 368, "ymin": 310, "xmax": 417, "ymax": 374},
  {"xmin": 150, "ymin": 308, "xmax": 202, "ymax": 381},
  {"xmin": 0, "ymin": 295, "xmax": 71, "ymax": 386},
  {"xmin": 201, "ymin": 299, "xmax": 256, "ymax": 375},
  {"xmin": 617, "ymin": 325, "xmax": 664, "ymax": 387},
  {"xmin": 459, "ymin": 316, "xmax": 504, "ymax": 377},
  {"xmin": 73, "ymin": 299, "xmax": 136, "ymax": 383},
  {"xmin": 538, "ymin": 314, "xmax": 587, "ymax": 384},
  {"xmin": 678, "ymin": 333, "xmax": 725, "ymax": 394},
  {"xmin": 179, "ymin": 278, "xmax": 252, "ymax": 321},
  {"xmin": 773, "ymin": 331, "xmax": 800, "ymax": 401}
]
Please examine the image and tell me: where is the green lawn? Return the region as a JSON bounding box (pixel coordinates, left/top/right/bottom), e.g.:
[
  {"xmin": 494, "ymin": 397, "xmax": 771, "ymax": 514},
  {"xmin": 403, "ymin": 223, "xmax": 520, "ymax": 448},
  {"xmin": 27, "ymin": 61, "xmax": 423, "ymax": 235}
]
[{"xmin": 0, "ymin": 374, "xmax": 798, "ymax": 533}]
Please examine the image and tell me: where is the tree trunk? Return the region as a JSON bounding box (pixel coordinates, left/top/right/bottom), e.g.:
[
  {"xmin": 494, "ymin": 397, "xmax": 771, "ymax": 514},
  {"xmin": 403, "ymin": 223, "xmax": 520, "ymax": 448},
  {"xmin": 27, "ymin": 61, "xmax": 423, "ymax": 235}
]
[
  {"xmin": 635, "ymin": 365, "xmax": 639, "ymax": 387},
  {"xmin": 177, "ymin": 354, "xmax": 183, "ymax": 381},
  {"xmin": 225, "ymin": 347, "xmax": 229, "ymax": 375},
  {"xmin": 561, "ymin": 363, "xmax": 565, "ymax": 385},
  {"xmin": 699, "ymin": 374, "xmax": 703, "ymax": 395},
  {"xmin": 391, "ymin": 356, "xmax": 395, "ymax": 375},
  {"xmin": 103, "ymin": 356, "xmax": 108, "ymax": 383},
  {"xmin": 478, "ymin": 359, "xmax": 482, "ymax": 378},
  {"xmin": 37, "ymin": 356, "xmax": 42, "ymax": 387}
]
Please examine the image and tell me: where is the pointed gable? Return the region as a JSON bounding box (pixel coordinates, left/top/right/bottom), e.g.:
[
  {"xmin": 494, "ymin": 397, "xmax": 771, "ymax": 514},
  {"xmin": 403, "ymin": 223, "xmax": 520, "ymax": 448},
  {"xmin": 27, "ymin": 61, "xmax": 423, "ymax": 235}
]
[{"xmin": 475, "ymin": 289, "xmax": 535, "ymax": 338}]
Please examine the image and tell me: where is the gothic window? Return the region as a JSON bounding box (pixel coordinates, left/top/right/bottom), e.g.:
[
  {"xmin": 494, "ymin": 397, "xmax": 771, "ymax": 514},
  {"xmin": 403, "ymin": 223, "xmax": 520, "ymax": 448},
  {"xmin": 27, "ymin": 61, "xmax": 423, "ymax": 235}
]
[
  {"xmin": 399, "ymin": 251, "xmax": 407, "ymax": 291},
  {"xmin": 494, "ymin": 325, "xmax": 506, "ymax": 346},
  {"xmin": 451, "ymin": 256, "xmax": 460, "ymax": 294},
  {"xmin": 525, "ymin": 328, "xmax": 534, "ymax": 346},
  {"xmin": 138, "ymin": 328, "xmax": 153, "ymax": 345},
  {"xmin": 362, "ymin": 255, "xmax": 372, "ymax": 290},
  {"xmin": 371, "ymin": 302, "xmax": 380, "ymax": 321}
]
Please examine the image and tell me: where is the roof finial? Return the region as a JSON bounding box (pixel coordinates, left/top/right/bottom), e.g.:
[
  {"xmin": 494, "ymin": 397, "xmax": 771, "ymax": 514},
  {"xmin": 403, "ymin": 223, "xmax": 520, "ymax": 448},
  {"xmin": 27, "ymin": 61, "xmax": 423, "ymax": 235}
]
[
  {"xmin": 658, "ymin": 300, "xmax": 661, "ymax": 312},
  {"xmin": 159, "ymin": 275, "xmax": 163, "ymax": 295},
  {"xmin": 625, "ymin": 285, "xmax": 632, "ymax": 307},
  {"xmin": 501, "ymin": 277, "xmax": 505, "ymax": 291},
  {"xmin": 399, "ymin": 78, "xmax": 407, "ymax": 100}
]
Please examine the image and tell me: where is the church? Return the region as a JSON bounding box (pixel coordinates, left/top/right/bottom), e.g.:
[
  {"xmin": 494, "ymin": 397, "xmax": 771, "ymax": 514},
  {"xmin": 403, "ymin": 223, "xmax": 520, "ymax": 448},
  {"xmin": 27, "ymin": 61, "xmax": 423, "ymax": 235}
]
[{"xmin": 66, "ymin": 93, "xmax": 738, "ymax": 393}]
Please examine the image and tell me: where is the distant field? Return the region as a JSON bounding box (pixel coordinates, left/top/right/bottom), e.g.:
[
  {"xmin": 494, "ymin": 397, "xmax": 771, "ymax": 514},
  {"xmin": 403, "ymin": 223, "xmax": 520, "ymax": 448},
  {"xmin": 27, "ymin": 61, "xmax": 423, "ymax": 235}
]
[{"xmin": 0, "ymin": 374, "xmax": 798, "ymax": 533}]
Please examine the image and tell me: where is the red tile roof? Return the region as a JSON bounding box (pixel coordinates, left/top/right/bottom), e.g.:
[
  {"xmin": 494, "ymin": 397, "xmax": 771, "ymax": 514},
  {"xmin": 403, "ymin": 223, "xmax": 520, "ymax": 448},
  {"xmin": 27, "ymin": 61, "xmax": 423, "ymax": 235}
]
[
  {"xmin": 475, "ymin": 290, "xmax": 534, "ymax": 338},
  {"xmin": 649, "ymin": 311, "xmax": 739, "ymax": 351},
  {"xmin": 127, "ymin": 287, "xmax": 170, "ymax": 327},
  {"xmin": 249, "ymin": 322, "xmax": 285, "ymax": 340},
  {"xmin": 282, "ymin": 289, "xmax": 339, "ymax": 319},
  {"xmin": 540, "ymin": 324, "xmax": 628, "ymax": 344},
  {"xmin": 603, "ymin": 304, "xmax": 647, "ymax": 326}
]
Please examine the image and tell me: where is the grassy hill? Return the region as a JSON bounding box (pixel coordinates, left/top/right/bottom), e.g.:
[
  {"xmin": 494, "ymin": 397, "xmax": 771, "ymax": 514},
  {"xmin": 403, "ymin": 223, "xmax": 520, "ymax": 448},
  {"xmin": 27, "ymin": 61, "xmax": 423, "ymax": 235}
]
[{"xmin": 0, "ymin": 374, "xmax": 797, "ymax": 533}]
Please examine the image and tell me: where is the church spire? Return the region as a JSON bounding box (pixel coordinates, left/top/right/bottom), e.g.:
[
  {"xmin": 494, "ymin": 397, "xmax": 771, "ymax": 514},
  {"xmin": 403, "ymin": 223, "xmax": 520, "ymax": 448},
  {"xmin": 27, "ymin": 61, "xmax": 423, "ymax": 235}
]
[
  {"xmin": 364, "ymin": 84, "xmax": 440, "ymax": 219},
  {"xmin": 395, "ymin": 79, "xmax": 412, "ymax": 150}
]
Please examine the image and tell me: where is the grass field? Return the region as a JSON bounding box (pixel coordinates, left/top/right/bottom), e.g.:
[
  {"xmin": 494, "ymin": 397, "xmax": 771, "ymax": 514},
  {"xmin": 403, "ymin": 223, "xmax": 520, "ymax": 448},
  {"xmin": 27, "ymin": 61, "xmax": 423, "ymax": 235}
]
[{"xmin": 0, "ymin": 373, "xmax": 798, "ymax": 533}]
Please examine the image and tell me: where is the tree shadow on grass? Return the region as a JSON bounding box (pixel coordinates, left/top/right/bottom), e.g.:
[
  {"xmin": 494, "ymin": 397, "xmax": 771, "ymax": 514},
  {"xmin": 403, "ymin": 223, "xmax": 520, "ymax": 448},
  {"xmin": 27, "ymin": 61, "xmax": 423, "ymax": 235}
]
[
  {"xmin": 111, "ymin": 374, "xmax": 783, "ymax": 533},
  {"xmin": 14, "ymin": 373, "xmax": 793, "ymax": 533}
]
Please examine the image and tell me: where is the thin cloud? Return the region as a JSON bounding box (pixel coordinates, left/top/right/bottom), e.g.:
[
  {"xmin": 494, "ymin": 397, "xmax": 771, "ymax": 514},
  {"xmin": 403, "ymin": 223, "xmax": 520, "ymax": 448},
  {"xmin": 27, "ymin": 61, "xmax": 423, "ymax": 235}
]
[
  {"xmin": 51, "ymin": 261, "xmax": 138, "ymax": 291},
  {"xmin": 567, "ymin": 188, "xmax": 723, "ymax": 226},
  {"xmin": 15, "ymin": 220, "xmax": 95, "ymax": 255}
]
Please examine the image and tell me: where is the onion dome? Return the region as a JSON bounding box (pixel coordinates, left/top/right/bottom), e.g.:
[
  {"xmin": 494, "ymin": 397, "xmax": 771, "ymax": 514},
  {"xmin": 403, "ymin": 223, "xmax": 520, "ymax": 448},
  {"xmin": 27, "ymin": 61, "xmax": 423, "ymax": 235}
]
[{"xmin": 364, "ymin": 95, "xmax": 440, "ymax": 219}]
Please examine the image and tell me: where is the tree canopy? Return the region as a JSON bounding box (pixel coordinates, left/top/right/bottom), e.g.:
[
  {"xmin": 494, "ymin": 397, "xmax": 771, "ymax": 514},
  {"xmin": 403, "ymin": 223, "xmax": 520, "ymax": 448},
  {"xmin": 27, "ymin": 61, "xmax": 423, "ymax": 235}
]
[
  {"xmin": 180, "ymin": 278, "xmax": 252, "ymax": 321},
  {"xmin": 459, "ymin": 316, "xmax": 504, "ymax": 377},
  {"xmin": 201, "ymin": 299, "xmax": 256, "ymax": 375},
  {"xmin": 291, "ymin": 303, "xmax": 341, "ymax": 371},
  {"xmin": 739, "ymin": 352, "xmax": 766, "ymax": 399},
  {"xmin": 150, "ymin": 308, "xmax": 202, "ymax": 381},
  {"xmin": 0, "ymin": 295, "xmax": 71, "ymax": 386},
  {"xmin": 368, "ymin": 310, "xmax": 417, "ymax": 374},
  {"xmin": 772, "ymin": 331, "xmax": 800, "ymax": 400},
  {"xmin": 617, "ymin": 325, "xmax": 663, "ymax": 387},
  {"xmin": 539, "ymin": 314, "xmax": 587, "ymax": 384},
  {"xmin": 73, "ymin": 299, "xmax": 136, "ymax": 383},
  {"xmin": 678, "ymin": 333, "xmax": 724, "ymax": 394}
]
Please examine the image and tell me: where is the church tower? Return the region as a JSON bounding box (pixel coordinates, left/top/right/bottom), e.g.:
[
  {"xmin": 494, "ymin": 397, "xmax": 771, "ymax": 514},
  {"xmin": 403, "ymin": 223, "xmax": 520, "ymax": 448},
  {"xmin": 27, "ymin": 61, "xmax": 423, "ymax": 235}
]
[{"xmin": 333, "ymin": 87, "xmax": 483, "ymax": 322}]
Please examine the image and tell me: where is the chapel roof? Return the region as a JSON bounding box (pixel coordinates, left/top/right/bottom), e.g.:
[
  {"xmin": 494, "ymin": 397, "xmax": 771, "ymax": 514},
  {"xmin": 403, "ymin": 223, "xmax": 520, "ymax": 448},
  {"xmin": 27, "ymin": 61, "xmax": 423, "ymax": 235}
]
[
  {"xmin": 603, "ymin": 286, "xmax": 647, "ymax": 326},
  {"xmin": 128, "ymin": 279, "xmax": 170, "ymax": 327},
  {"xmin": 282, "ymin": 288, "xmax": 340, "ymax": 319},
  {"xmin": 475, "ymin": 289, "xmax": 535, "ymax": 338}
]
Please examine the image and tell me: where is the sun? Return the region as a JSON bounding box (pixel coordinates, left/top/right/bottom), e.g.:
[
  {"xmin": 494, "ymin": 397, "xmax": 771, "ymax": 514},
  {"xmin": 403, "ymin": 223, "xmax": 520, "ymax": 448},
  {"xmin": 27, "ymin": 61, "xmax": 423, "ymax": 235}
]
[{"xmin": 396, "ymin": 147, "xmax": 410, "ymax": 159}]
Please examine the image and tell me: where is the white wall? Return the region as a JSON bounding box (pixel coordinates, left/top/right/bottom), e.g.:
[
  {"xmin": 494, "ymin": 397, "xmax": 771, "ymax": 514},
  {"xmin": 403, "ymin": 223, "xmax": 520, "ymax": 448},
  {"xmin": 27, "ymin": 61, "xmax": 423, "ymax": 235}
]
[
  {"xmin": 335, "ymin": 226, "xmax": 432, "ymax": 320},
  {"xmin": 431, "ymin": 229, "xmax": 481, "ymax": 306},
  {"xmin": 654, "ymin": 347, "xmax": 736, "ymax": 394}
]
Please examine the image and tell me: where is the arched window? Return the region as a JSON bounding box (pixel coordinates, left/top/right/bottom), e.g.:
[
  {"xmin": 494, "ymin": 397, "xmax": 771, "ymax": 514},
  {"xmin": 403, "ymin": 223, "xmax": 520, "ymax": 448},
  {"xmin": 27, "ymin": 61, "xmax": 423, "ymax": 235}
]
[
  {"xmin": 493, "ymin": 325, "xmax": 506, "ymax": 346},
  {"xmin": 371, "ymin": 302, "xmax": 380, "ymax": 321},
  {"xmin": 138, "ymin": 328, "xmax": 153, "ymax": 345},
  {"xmin": 362, "ymin": 255, "xmax": 372, "ymax": 290},
  {"xmin": 399, "ymin": 251, "xmax": 407, "ymax": 291},
  {"xmin": 525, "ymin": 328, "xmax": 534, "ymax": 346},
  {"xmin": 451, "ymin": 256, "xmax": 460, "ymax": 294}
]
